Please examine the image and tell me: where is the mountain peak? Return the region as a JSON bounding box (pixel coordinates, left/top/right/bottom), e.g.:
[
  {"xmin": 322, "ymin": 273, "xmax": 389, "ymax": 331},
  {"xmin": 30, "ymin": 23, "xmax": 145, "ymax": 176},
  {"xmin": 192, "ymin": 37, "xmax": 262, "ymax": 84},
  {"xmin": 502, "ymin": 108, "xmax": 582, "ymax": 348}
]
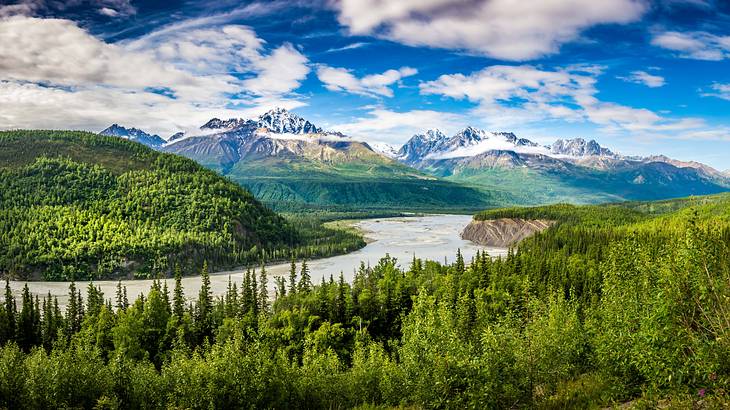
[
  {"xmin": 100, "ymin": 124, "xmax": 165, "ymax": 148},
  {"xmin": 201, "ymin": 117, "xmax": 250, "ymax": 131},
  {"xmin": 550, "ymin": 138, "xmax": 615, "ymax": 158},
  {"xmin": 257, "ymin": 107, "xmax": 321, "ymax": 134}
]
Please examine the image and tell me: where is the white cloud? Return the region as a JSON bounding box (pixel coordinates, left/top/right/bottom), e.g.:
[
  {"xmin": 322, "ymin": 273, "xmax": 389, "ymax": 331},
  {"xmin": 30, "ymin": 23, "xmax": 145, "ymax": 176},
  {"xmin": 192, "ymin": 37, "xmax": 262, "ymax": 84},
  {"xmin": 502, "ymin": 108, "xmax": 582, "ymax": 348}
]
[
  {"xmin": 419, "ymin": 64, "xmax": 715, "ymax": 139},
  {"xmin": 316, "ymin": 65, "xmax": 417, "ymax": 97},
  {"xmin": 618, "ymin": 70, "xmax": 665, "ymax": 87},
  {"xmin": 243, "ymin": 44, "xmax": 310, "ymax": 96},
  {"xmin": 332, "ymin": 108, "xmax": 464, "ymax": 144},
  {"xmin": 0, "ymin": 15, "xmax": 310, "ymax": 137},
  {"xmin": 651, "ymin": 31, "xmax": 730, "ymax": 60},
  {"xmin": 0, "ymin": 0, "xmax": 136, "ymax": 18},
  {"xmin": 331, "ymin": 0, "xmax": 647, "ymax": 60},
  {"xmin": 701, "ymin": 83, "xmax": 730, "ymax": 101}
]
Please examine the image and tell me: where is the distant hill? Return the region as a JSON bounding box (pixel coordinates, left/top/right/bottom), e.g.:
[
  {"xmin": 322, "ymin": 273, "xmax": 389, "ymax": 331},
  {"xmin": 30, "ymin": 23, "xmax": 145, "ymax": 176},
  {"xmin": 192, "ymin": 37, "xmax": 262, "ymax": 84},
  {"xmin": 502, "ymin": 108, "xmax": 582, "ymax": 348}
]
[
  {"xmin": 108, "ymin": 109, "xmax": 504, "ymax": 212},
  {"xmin": 396, "ymin": 128, "xmax": 730, "ymax": 204},
  {"xmin": 0, "ymin": 130, "xmax": 349, "ymax": 281}
]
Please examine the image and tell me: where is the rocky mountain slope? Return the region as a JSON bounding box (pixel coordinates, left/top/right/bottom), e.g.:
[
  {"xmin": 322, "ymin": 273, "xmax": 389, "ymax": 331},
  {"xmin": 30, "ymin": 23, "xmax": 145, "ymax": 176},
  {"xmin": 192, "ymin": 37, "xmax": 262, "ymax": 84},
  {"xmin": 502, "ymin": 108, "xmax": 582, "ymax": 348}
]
[
  {"xmin": 100, "ymin": 124, "xmax": 165, "ymax": 148},
  {"xmin": 103, "ymin": 109, "xmax": 500, "ymax": 211},
  {"xmin": 396, "ymin": 127, "xmax": 729, "ymax": 204}
]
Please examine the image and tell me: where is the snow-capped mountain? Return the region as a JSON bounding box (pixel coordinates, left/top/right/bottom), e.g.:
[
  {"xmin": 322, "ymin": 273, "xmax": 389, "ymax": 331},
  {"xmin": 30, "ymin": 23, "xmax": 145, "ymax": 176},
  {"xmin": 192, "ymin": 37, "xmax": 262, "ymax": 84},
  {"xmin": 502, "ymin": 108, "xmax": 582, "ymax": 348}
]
[
  {"xmin": 257, "ymin": 107, "xmax": 321, "ymax": 134},
  {"xmin": 161, "ymin": 108, "xmax": 405, "ymax": 172},
  {"xmin": 370, "ymin": 142, "xmax": 399, "ymax": 158},
  {"xmin": 200, "ymin": 118, "xmax": 253, "ymax": 131},
  {"xmin": 100, "ymin": 124, "xmax": 165, "ymax": 148},
  {"xmin": 550, "ymin": 138, "xmax": 616, "ymax": 158},
  {"xmin": 394, "ymin": 126, "xmax": 728, "ymax": 204},
  {"xmin": 398, "ymin": 127, "xmax": 542, "ymax": 165}
]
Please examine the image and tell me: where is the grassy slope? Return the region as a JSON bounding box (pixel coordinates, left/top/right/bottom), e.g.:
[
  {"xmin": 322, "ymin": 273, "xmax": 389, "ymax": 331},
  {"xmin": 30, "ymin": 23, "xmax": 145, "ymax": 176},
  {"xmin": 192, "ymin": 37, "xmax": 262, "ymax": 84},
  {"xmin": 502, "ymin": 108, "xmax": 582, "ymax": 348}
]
[
  {"xmin": 446, "ymin": 162, "xmax": 729, "ymax": 206},
  {"xmin": 228, "ymin": 156, "xmax": 511, "ymax": 212}
]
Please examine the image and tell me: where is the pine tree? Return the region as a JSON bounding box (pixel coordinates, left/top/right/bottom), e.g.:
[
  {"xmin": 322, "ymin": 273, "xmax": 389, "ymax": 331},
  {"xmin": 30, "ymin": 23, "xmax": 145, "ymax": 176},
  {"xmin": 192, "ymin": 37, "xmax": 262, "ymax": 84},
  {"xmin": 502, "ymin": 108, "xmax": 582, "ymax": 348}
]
[
  {"xmin": 336, "ymin": 273, "xmax": 348, "ymax": 324},
  {"xmin": 288, "ymin": 259, "xmax": 297, "ymax": 295},
  {"xmin": 173, "ymin": 264, "xmax": 185, "ymax": 320},
  {"xmin": 298, "ymin": 260, "xmax": 311, "ymax": 293},
  {"xmin": 66, "ymin": 281, "xmax": 80, "ymax": 335},
  {"xmin": 17, "ymin": 284, "xmax": 36, "ymax": 350},
  {"xmin": 1, "ymin": 279, "xmax": 16, "ymax": 343},
  {"xmin": 258, "ymin": 263, "xmax": 269, "ymax": 314},
  {"xmin": 455, "ymin": 248, "xmax": 465, "ymax": 275},
  {"xmin": 115, "ymin": 281, "xmax": 125, "ymax": 311},
  {"xmin": 196, "ymin": 261, "xmax": 212, "ymax": 338}
]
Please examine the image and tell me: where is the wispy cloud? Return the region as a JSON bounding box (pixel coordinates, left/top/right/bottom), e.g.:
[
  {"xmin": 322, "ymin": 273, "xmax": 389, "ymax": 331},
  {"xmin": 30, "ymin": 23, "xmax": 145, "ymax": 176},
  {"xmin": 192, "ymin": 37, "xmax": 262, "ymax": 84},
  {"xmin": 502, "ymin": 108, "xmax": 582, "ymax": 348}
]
[
  {"xmin": 651, "ymin": 30, "xmax": 730, "ymax": 60},
  {"xmin": 618, "ymin": 70, "xmax": 666, "ymax": 87}
]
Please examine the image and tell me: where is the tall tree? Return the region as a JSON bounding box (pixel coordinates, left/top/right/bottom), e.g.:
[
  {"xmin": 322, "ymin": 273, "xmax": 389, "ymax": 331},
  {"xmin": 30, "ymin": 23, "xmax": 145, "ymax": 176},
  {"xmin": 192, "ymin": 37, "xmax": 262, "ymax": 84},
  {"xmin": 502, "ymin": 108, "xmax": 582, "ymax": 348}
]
[
  {"xmin": 299, "ymin": 260, "xmax": 311, "ymax": 293},
  {"xmin": 288, "ymin": 259, "xmax": 297, "ymax": 295},
  {"xmin": 173, "ymin": 264, "xmax": 185, "ymax": 320},
  {"xmin": 258, "ymin": 263, "xmax": 269, "ymax": 314}
]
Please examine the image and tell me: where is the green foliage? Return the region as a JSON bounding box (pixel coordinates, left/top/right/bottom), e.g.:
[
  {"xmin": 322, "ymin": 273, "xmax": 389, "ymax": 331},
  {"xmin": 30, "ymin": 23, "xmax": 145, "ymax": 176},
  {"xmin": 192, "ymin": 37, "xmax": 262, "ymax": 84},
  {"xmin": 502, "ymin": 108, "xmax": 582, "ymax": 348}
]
[
  {"xmin": 0, "ymin": 193, "xmax": 729, "ymax": 408},
  {"xmin": 0, "ymin": 130, "xmax": 366, "ymax": 280}
]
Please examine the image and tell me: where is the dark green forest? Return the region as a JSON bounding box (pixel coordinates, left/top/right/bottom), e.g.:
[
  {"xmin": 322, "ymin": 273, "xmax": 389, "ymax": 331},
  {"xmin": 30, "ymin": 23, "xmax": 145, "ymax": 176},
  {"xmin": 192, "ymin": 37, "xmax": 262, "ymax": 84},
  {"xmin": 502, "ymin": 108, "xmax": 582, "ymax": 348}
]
[
  {"xmin": 1, "ymin": 194, "xmax": 729, "ymax": 408},
  {"xmin": 0, "ymin": 131, "xmax": 364, "ymax": 281}
]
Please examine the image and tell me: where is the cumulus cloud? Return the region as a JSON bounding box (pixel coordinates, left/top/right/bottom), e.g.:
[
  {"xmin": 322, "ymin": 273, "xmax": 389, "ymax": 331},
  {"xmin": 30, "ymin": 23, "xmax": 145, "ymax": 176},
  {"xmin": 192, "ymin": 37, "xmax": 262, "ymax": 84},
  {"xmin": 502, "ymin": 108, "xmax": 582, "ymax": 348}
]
[
  {"xmin": 651, "ymin": 31, "xmax": 730, "ymax": 60},
  {"xmin": 331, "ymin": 0, "xmax": 647, "ymax": 60},
  {"xmin": 0, "ymin": 15, "xmax": 310, "ymax": 136},
  {"xmin": 316, "ymin": 66, "xmax": 417, "ymax": 97},
  {"xmin": 618, "ymin": 70, "xmax": 666, "ymax": 87},
  {"xmin": 419, "ymin": 64, "xmax": 715, "ymax": 139}
]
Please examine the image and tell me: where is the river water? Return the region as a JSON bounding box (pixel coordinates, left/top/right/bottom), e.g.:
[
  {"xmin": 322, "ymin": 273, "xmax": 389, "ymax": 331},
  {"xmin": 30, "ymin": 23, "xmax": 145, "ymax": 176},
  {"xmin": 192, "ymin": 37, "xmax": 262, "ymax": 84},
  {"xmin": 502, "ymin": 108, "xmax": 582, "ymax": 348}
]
[{"xmin": 6, "ymin": 214, "xmax": 508, "ymax": 307}]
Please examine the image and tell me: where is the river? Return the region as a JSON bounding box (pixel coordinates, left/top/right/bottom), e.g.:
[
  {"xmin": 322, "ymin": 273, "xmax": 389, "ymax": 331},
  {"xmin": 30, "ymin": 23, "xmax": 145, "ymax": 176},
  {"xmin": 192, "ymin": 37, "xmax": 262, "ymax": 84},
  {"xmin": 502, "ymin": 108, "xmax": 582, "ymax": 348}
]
[{"xmin": 6, "ymin": 214, "xmax": 508, "ymax": 307}]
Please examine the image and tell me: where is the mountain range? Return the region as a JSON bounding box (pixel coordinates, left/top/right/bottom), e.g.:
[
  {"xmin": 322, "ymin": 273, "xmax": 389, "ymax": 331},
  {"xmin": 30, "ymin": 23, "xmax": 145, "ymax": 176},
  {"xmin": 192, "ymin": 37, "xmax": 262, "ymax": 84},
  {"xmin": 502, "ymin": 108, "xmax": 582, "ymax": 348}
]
[
  {"xmin": 100, "ymin": 108, "xmax": 730, "ymax": 209},
  {"xmin": 106, "ymin": 109, "xmax": 497, "ymax": 211},
  {"xmin": 393, "ymin": 127, "xmax": 730, "ymax": 204}
]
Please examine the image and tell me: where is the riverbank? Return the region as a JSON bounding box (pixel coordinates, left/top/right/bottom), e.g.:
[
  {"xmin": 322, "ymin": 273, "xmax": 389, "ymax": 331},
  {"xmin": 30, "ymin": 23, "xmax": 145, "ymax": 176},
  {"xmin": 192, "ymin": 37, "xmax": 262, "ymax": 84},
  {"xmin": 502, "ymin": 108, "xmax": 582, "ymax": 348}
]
[{"xmin": 3, "ymin": 215, "xmax": 508, "ymax": 308}]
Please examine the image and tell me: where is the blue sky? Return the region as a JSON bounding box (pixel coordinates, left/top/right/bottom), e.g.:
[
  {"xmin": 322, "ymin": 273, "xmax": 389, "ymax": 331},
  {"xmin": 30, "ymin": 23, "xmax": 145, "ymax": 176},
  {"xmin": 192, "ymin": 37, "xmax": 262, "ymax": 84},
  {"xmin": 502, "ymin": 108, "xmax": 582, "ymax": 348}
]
[{"xmin": 1, "ymin": 0, "xmax": 730, "ymax": 169}]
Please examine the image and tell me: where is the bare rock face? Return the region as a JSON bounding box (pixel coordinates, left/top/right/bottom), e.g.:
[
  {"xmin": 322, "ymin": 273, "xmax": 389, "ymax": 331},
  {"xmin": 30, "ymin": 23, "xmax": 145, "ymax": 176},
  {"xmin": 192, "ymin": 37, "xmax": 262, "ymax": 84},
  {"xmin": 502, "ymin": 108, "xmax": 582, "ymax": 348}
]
[{"xmin": 461, "ymin": 218, "xmax": 554, "ymax": 247}]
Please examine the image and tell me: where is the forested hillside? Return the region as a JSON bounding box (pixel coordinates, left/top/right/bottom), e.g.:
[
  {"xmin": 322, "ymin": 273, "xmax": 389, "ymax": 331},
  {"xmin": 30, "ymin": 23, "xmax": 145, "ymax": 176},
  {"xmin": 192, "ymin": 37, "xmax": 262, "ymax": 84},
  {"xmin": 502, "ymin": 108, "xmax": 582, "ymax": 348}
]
[
  {"xmin": 0, "ymin": 131, "xmax": 364, "ymax": 281},
  {"xmin": 0, "ymin": 193, "xmax": 728, "ymax": 408}
]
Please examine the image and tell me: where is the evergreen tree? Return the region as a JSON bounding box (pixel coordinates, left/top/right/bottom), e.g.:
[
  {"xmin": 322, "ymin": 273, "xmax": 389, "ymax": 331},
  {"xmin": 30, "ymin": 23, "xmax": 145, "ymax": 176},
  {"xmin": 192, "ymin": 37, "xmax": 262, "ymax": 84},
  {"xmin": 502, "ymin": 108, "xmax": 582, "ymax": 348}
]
[
  {"xmin": 195, "ymin": 261, "xmax": 212, "ymax": 339},
  {"xmin": 455, "ymin": 248, "xmax": 465, "ymax": 275},
  {"xmin": 258, "ymin": 264, "xmax": 269, "ymax": 314},
  {"xmin": 115, "ymin": 281, "xmax": 125, "ymax": 311},
  {"xmin": 298, "ymin": 260, "xmax": 311, "ymax": 293},
  {"xmin": 0, "ymin": 279, "xmax": 16, "ymax": 343},
  {"xmin": 16, "ymin": 284, "xmax": 37, "ymax": 350},
  {"xmin": 66, "ymin": 281, "xmax": 80, "ymax": 335},
  {"xmin": 288, "ymin": 259, "xmax": 297, "ymax": 295},
  {"xmin": 173, "ymin": 264, "xmax": 185, "ymax": 320}
]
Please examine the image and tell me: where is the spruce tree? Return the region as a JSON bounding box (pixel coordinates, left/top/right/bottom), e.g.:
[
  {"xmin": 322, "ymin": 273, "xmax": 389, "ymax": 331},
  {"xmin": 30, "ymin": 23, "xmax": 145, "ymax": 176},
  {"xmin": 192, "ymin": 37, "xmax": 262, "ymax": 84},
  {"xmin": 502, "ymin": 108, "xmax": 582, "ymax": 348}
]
[
  {"xmin": 455, "ymin": 248, "xmax": 465, "ymax": 275},
  {"xmin": 173, "ymin": 264, "xmax": 185, "ymax": 320},
  {"xmin": 288, "ymin": 259, "xmax": 297, "ymax": 295},
  {"xmin": 258, "ymin": 264, "xmax": 269, "ymax": 314},
  {"xmin": 196, "ymin": 261, "xmax": 212, "ymax": 338},
  {"xmin": 1, "ymin": 279, "xmax": 15, "ymax": 343},
  {"xmin": 298, "ymin": 260, "xmax": 311, "ymax": 293}
]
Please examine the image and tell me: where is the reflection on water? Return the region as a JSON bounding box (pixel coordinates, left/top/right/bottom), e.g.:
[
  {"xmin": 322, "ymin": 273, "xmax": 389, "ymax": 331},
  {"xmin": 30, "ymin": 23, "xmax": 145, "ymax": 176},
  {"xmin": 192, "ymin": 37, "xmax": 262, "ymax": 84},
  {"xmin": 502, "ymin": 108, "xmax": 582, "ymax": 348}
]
[{"xmin": 6, "ymin": 214, "xmax": 508, "ymax": 307}]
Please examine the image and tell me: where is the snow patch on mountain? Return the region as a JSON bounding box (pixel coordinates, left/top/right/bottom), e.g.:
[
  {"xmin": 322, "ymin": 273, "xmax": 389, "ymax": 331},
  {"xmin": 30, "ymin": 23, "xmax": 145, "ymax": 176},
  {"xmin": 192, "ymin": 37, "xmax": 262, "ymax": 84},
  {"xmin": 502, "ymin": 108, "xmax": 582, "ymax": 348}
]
[
  {"xmin": 370, "ymin": 142, "xmax": 399, "ymax": 158},
  {"xmin": 100, "ymin": 124, "xmax": 165, "ymax": 148},
  {"xmin": 427, "ymin": 129, "xmax": 548, "ymax": 160},
  {"xmin": 257, "ymin": 107, "xmax": 321, "ymax": 134}
]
